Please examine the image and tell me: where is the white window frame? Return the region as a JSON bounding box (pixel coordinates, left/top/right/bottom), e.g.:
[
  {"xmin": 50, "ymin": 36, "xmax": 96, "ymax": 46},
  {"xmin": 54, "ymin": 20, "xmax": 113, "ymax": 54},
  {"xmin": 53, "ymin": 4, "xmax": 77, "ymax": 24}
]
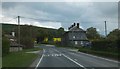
[{"xmin": 75, "ymin": 41, "xmax": 78, "ymax": 45}]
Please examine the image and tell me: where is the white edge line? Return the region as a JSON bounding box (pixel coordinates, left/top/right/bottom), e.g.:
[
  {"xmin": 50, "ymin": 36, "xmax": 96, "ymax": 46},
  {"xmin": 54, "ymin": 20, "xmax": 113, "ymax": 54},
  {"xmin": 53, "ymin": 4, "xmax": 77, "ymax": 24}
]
[
  {"xmin": 35, "ymin": 49, "xmax": 45, "ymax": 69},
  {"xmin": 78, "ymin": 51, "xmax": 119, "ymax": 63},
  {"xmin": 54, "ymin": 49, "xmax": 86, "ymax": 69}
]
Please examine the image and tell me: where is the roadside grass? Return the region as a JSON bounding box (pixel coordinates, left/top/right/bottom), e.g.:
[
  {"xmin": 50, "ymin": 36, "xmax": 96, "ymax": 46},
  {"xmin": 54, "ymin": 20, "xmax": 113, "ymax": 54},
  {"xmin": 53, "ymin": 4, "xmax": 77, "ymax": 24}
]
[
  {"xmin": 34, "ymin": 43, "xmax": 41, "ymax": 47},
  {"xmin": 78, "ymin": 48, "xmax": 119, "ymax": 61},
  {"xmin": 2, "ymin": 47, "xmax": 42, "ymax": 68},
  {"xmin": 23, "ymin": 47, "xmax": 42, "ymax": 52},
  {"xmin": 56, "ymin": 45, "xmax": 119, "ymax": 61}
]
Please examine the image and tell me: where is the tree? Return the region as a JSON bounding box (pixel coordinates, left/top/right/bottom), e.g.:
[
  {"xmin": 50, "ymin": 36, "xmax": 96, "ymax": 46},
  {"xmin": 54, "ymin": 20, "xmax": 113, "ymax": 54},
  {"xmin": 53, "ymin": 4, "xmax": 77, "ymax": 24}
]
[
  {"xmin": 56, "ymin": 27, "xmax": 65, "ymax": 37},
  {"xmin": 86, "ymin": 27, "xmax": 101, "ymax": 40},
  {"xmin": 107, "ymin": 29, "xmax": 120, "ymax": 41},
  {"xmin": 16, "ymin": 25, "xmax": 35, "ymax": 49}
]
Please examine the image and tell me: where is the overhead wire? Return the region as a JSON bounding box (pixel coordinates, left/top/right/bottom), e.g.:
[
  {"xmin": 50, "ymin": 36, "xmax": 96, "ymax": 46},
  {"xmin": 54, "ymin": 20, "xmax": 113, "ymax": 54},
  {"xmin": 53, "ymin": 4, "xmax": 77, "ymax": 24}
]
[
  {"xmin": 2, "ymin": 17, "xmax": 17, "ymax": 23},
  {"xmin": 20, "ymin": 16, "xmax": 61, "ymax": 22},
  {"xmin": 2, "ymin": 16, "xmax": 117, "ymax": 24}
]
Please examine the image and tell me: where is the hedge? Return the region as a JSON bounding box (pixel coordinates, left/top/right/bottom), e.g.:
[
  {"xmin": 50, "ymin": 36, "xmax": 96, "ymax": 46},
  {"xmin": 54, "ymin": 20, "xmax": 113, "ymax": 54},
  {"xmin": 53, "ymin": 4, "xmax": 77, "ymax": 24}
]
[
  {"xmin": 91, "ymin": 40, "xmax": 118, "ymax": 53},
  {"xmin": 78, "ymin": 48, "xmax": 119, "ymax": 60},
  {"xmin": 2, "ymin": 37, "xmax": 10, "ymax": 56}
]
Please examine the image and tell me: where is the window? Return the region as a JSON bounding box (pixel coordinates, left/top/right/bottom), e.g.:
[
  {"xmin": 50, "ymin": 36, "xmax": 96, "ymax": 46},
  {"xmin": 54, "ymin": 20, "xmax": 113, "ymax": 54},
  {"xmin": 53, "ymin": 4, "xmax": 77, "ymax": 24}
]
[
  {"xmin": 81, "ymin": 41, "xmax": 83, "ymax": 45},
  {"xmin": 75, "ymin": 41, "xmax": 78, "ymax": 45},
  {"xmin": 73, "ymin": 36, "xmax": 75, "ymax": 39}
]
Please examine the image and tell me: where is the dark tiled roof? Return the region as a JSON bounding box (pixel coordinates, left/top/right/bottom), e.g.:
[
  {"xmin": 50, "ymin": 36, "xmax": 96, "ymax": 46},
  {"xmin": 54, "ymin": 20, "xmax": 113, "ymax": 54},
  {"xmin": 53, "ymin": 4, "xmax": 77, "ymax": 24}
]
[{"xmin": 69, "ymin": 26, "xmax": 85, "ymax": 31}]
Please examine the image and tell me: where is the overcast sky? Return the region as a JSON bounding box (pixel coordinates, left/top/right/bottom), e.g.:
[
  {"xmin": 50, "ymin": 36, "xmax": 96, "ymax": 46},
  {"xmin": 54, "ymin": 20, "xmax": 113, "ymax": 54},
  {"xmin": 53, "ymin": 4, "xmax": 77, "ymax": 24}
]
[{"xmin": 1, "ymin": 1, "xmax": 119, "ymax": 35}]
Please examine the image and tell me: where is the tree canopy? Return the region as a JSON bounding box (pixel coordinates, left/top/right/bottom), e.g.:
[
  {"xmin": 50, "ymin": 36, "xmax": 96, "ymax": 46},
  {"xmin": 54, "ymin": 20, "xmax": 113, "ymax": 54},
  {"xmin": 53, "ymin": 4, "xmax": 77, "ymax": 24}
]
[
  {"xmin": 107, "ymin": 29, "xmax": 120, "ymax": 41},
  {"xmin": 86, "ymin": 27, "xmax": 101, "ymax": 40}
]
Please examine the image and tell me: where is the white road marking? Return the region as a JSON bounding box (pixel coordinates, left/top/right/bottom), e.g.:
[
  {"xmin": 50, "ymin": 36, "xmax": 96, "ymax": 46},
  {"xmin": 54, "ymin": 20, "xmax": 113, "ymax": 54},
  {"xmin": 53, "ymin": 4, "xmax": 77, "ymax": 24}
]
[
  {"xmin": 46, "ymin": 45, "xmax": 55, "ymax": 47},
  {"xmin": 62, "ymin": 54, "xmax": 86, "ymax": 69},
  {"xmin": 78, "ymin": 52, "xmax": 119, "ymax": 63},
  {"xmin": 43, "ymin": 54, "xmax": 45, "ymax": 56},
  {"xmin": 91, "ymin": 68, "xmax": 95, "ymax": 69},
  {"xmin": 35, "ymin": 49, "xmax": 45, "ymax": 69},
  {"xmin": 43, "ymin": 49, "xmax": 45, "ymax": 53},
  {"xmin": 43, "ymin": 54, "xmax": 62, "ymax": 57},
  {"xmin": 74, "ymin": 59, "xmax": 77, "ymax": 61},
  {"xmin": 54, "ymin": 49, "xmax": 86, "ymax": 69}
]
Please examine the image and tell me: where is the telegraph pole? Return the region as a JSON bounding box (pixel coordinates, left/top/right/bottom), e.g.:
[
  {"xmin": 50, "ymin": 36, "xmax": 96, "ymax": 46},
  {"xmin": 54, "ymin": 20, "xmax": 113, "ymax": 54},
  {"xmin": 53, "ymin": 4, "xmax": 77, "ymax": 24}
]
[
  {"xmin": 18, "ymin": 16, "xmax": 20, "ymax": 51},
  {"xmin": 118, "ymin": 20, "xmax": 120, "ymax": 30},
  {"xmin": 105, "ymin": 21, "xmax": 107, "ymax": 37}
]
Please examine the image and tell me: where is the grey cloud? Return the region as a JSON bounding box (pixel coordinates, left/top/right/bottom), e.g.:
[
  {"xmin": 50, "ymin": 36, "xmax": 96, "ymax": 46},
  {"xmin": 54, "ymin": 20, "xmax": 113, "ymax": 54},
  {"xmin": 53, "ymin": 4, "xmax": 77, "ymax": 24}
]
[
  {"xmin": 2, "ymin": 2, "xmax": 118, "ymax": 35},
  {"xmin": 93, "ymin": 2, "xmax": 118, "ymax": 18}
]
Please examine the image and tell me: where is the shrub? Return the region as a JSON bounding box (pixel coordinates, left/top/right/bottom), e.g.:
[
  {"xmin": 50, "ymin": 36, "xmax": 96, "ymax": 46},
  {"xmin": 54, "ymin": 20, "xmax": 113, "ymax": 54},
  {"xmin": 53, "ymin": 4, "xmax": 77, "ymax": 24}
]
[
  {"xmin": 20, "ymin": 37, "xmax": 34, "ymax": 49},
  {"xmin": 2, "ymin": 37, "xmax": 10, "ymax": 56},
  {"xmin": 91, "ymin": 40, "xmax": 118, "ymax": 53},
  {"xmin": 78, "ymin": 48, "xmax": 119, "ymax": 60}
]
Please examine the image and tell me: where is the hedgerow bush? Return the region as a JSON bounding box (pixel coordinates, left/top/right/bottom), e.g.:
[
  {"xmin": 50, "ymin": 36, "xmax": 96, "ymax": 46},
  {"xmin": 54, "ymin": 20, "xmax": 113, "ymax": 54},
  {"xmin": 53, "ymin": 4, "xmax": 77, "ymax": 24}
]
[
  {"xmin": 2, "ymin": 37, "xmax": 10, "ymax": 56},
  {"xmin": 91, "ymin": 40, "xmax": 118, "ymax": 53},
  {"xmin": 78, "ymin": 47, "xmax": 119, "ymax": 60}
]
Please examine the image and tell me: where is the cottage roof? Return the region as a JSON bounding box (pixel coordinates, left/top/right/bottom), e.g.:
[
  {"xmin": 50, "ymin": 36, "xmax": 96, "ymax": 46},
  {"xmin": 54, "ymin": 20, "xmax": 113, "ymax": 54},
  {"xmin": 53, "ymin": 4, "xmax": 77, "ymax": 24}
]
[
  {"xmin": 63, "ymin": 23, "xmax": 86, "ymax": 36},
  {"xmin": 69, "ymin": 26, "xmax": 85, "ymax": 32},
  {"xmin": 68, "ymin": 23, "xmax": 85, "ymax": 32}
]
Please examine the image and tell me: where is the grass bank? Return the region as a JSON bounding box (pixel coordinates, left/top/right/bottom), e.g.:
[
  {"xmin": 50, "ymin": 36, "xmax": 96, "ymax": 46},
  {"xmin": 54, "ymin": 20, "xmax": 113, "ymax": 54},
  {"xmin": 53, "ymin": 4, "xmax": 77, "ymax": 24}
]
[
  {"xmin": 78, "ymin": 48, "xmax": 119, "ymax": 61},
  {"xmin": 2, "ymin": 47, "xmax": 42, "ymax": 69}
]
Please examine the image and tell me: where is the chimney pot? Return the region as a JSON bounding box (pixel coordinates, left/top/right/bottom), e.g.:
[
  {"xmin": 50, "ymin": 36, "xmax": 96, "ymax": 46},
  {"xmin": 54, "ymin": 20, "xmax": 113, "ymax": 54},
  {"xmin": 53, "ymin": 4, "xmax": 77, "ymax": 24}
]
[
  {"xmin": 73, "ymin": 23, "xmax": 76, "ymax": 26},
  {"xmin": 72, "ymin": 25, "xmax": 74, "ymax": 27},
  {"xmin": 77, "ymin": 23, "xmax": 79, "ymax": 28}
]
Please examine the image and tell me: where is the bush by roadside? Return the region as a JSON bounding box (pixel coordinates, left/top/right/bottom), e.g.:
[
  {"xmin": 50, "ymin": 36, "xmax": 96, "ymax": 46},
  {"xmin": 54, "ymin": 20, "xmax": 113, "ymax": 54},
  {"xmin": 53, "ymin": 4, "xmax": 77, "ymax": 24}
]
[
  {"xmin": 92, "ymin": 40, "xmax": 118, "ymax": 53},
  {"xmin": 2, "ymin": 37, "xmax": 10, "ymax": 56},
  {"xmin": 78, "ymin": 48, "xmax": 119, "ymax": 61}
]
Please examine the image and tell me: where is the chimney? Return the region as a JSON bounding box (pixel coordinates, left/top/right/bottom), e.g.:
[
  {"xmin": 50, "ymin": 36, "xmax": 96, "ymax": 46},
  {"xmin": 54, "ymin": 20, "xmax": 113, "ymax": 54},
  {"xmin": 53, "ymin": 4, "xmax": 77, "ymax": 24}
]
[
  {"xmin": 71, "ymin": 25, "xmax": 74, "ymax": 27},
  {"xmin": 73, "ymin": 23, "xmax": 76, "ymax": 26},
  {"xmin": 68, "ymin": 27, "xmax": 70, "ymax": 30},
  {"xmin": 77, "ymin": 23, "xmax": 79, "ymax": 28}
]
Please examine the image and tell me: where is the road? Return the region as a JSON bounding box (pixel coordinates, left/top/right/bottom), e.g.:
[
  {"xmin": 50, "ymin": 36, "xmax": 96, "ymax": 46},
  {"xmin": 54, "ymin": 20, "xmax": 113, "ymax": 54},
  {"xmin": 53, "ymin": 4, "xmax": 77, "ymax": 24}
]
[{"xmin": 35, "ymin": 45, "xmax": 119, "ymax": 69}]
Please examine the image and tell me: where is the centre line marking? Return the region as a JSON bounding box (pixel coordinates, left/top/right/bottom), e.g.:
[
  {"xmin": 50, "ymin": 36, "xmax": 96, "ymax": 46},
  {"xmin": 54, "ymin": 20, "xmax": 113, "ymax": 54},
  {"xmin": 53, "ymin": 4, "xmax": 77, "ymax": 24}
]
[{"xmin": 35, "ymin": 49, "xmax": 45, "ymax": 69}]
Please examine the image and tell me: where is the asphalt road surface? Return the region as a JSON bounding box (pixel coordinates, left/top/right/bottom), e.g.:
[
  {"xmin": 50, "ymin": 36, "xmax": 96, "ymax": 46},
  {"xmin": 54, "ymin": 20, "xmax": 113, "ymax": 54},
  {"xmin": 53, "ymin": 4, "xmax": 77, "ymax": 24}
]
[{"xmin": 35, "ymin": 45, "xmax": 120, "ymax": 69}]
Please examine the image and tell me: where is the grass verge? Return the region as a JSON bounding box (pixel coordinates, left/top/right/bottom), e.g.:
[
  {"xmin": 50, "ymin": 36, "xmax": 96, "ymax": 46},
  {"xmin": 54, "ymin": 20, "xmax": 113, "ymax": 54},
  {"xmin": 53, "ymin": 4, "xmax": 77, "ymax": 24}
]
[
  {"xmin": 2, "ymin": 47, "xmax": 42, "ymax": 69},
  {"xmin": 78, "ymin": 48, "xmax": 119, "ymax": 61}
]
